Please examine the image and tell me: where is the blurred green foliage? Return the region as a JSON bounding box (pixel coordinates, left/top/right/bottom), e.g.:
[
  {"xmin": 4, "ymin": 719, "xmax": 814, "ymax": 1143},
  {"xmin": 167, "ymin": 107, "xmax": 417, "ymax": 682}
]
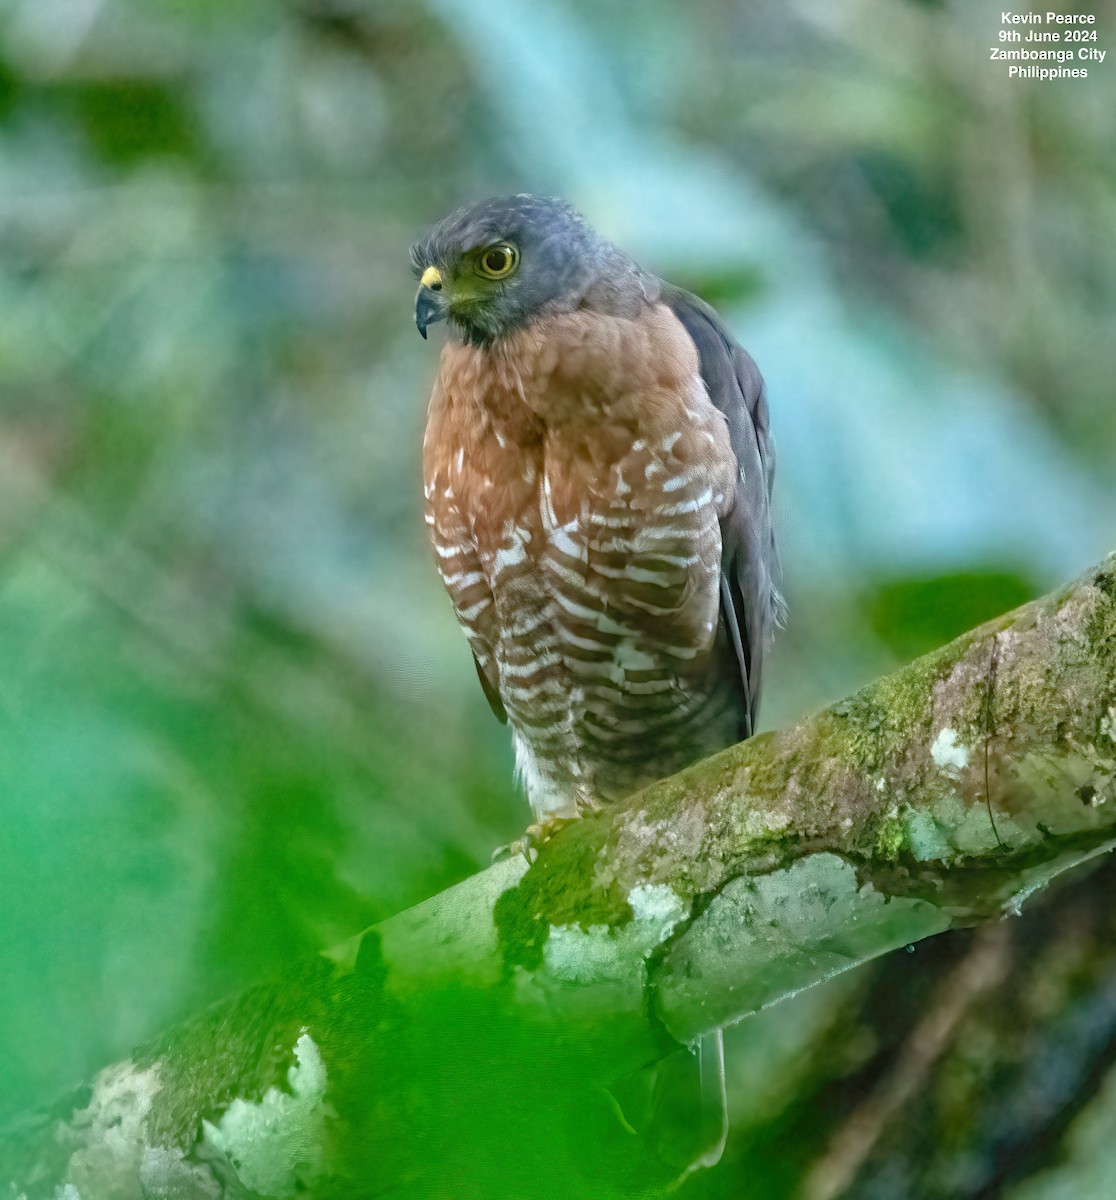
[
  {"xmin": 863, "ymin": 569, "xmax": 1036, "ymax": 662},
  {"xmin": 1, "ymin": 0, "xmax": 1114, "ymax": 1190}
]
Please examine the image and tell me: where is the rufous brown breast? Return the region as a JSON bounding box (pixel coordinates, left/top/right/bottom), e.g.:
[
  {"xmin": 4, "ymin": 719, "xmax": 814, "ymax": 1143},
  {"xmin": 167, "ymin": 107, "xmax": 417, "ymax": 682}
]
[{"xmin": 423, "ymin": 303, "xmax": 741, "ymax": 818}]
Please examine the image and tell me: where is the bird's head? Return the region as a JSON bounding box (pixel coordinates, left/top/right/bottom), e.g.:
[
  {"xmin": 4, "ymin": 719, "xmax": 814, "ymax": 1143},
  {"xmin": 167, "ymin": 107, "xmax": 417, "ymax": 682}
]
[{"xmin": 410, "ymin": 195, "xmax": 612, "ymax": 347}]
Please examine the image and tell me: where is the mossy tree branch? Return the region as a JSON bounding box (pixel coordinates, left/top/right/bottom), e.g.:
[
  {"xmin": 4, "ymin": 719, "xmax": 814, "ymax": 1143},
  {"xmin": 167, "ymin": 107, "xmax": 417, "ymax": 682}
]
[{"xmin": 4, "ymin": 556, "xmax": 1115, "ymax": 1199}]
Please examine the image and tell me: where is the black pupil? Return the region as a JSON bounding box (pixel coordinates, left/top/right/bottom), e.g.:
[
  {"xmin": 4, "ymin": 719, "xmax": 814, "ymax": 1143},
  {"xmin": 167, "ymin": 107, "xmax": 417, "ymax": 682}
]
[{"xmin": 485, "ymin": 249, "xmax": 508, "ymax": 273}]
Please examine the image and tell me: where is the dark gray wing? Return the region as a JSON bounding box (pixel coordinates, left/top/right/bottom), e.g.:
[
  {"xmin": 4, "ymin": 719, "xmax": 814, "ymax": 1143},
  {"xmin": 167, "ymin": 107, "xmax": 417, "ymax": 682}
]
[
  {"xmin": 474, "ymin": 652, "xmax": 507, "ymax": 724},
  {"xmin": 662, "ymin": 285, "xmax": 783, "ymax": 738}
]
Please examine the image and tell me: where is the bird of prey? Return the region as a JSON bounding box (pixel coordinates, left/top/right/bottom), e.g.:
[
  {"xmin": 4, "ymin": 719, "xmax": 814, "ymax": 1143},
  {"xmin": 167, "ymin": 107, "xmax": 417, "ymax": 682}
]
[
  {"xmin": 412, "ymin": 193, "xmax": 781, "ymax": 1179},
  {"xmin": 412, "ymin": 194, "xmax": 781, "ymax": 826}
]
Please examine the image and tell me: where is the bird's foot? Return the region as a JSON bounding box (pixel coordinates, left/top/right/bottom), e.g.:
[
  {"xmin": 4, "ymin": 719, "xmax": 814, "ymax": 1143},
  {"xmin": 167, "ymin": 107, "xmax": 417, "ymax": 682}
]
[{"xmin": 491, "ymin": 814, "xmax": 579, "ymax": 865}]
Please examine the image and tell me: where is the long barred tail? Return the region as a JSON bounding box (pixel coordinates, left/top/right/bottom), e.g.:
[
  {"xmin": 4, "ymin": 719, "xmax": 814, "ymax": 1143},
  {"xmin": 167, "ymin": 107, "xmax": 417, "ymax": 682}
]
[{"xmin": 603, "ymin": 1026, "xmax": 729, "ymax": 1184}]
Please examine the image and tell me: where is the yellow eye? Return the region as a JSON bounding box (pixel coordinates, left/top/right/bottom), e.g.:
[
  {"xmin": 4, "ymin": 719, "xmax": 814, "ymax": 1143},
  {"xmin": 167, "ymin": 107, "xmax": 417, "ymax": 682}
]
[{"xmin": 476, "ymin": 243, "xmax": 519, "ymax": 280}]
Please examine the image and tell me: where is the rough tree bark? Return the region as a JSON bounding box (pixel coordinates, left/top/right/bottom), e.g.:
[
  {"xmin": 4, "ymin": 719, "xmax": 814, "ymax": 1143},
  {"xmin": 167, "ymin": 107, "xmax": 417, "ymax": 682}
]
[{"xmin": 3, "ymin": 555, "xmax": 1114, "ymax": 1199}]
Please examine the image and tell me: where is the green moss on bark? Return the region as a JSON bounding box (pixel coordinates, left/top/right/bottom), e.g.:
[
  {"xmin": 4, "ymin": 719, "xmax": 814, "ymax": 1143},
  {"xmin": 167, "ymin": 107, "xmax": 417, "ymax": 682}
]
[{"xmin": 494, "ymin": 812, "xmax": 625, "ymax": 971}]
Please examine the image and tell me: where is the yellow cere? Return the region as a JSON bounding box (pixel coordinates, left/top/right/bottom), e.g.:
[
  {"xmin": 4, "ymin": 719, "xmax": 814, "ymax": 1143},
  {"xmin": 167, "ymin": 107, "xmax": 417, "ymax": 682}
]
[{"xmin": 420, "ymin": 266, "xmax": 442, "ymax": 289}]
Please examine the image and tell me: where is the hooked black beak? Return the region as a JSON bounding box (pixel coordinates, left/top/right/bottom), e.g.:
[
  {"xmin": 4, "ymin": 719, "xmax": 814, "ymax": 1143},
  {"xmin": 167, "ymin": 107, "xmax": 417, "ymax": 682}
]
[{"xmin": 415, "ymin": 266, "xmax": 446, "ymax": 339}]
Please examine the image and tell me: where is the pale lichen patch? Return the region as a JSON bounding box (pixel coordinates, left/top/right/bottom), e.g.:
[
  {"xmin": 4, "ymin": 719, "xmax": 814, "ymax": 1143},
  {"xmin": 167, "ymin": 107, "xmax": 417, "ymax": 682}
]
[
  {"xmin": 931, "ymin": 727, "xmax": 970, "ymax": 773},
  {"xmin": 545, "ymin": 922, "xmax": 634, "ymax": 984},
  {"xmin": 201, "ymin": 1030, "xmax": 327, "ymax": 1198},
  {"xmin": 544, "ymin": 884, "xmax": 689, "ymax": 985},
  {"xmin": 11, "ymin": 1058, "xmax": 221, "ymax": 1200},
  {"xmin": 627, "ymin": 882, "xmax": 688, "ymax": 929},
  {"xmin": 1100, "ymin": 707, "xmax": 1116, "ymax": 745},
  {"xmin": 61, "ymin": 1062, "xmax": 161, "ymax": 1199},
  {"xmin": 901, "ymin": 806, "xmax": 955, "ymax": 862}
]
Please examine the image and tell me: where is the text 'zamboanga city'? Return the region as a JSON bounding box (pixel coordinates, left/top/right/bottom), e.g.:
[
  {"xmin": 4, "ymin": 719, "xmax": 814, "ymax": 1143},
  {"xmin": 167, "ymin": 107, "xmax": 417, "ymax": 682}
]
[{"xmin": 995, "ymin": 10, "xmax": 1104, "ymax": 78}]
